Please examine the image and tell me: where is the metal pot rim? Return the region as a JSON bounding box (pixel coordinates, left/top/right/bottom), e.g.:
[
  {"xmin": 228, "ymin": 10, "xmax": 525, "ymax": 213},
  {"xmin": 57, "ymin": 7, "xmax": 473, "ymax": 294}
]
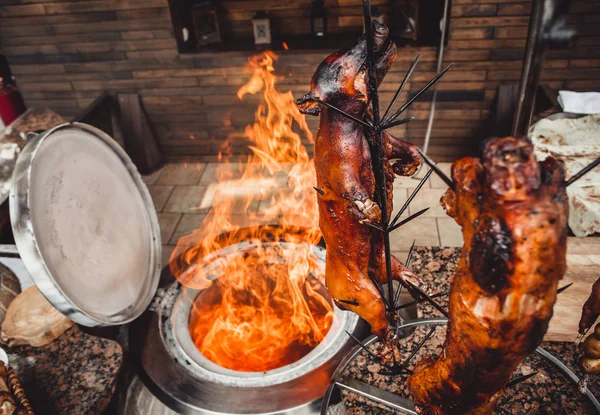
[
  {"xmin": 9, "ymin": 122, "xmax": 162, "ymax": 326},
  {"xmin": 159, "ymin": 240, "xmax": 359, "ymax": 387}
]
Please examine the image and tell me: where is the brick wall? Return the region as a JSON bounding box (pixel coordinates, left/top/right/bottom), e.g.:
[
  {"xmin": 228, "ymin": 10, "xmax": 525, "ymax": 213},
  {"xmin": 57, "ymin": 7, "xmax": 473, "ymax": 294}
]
[{"xmin": 0, "ymin": 0, "xmax": 599, "ymax": 161}]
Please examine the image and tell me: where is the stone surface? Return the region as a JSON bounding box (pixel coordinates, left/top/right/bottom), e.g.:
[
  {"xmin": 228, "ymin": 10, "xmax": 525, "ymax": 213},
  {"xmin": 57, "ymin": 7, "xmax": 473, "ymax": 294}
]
[
  {"xmin": 161, "ymin": 244, "xmax": 177, "ymax": 268},
  {"xmin": 163, "ymin": 185, "xmax": 207, "ymax": 213},
  {"xmin": 7, "ymin": 326, "xmax": 122, "ymax": 415},
  {"xmin": 157, "ymin": 213, "xmax": 181, "ymax": 244},
  {"xmin": 406, "ymin": 187, "xmax": 448, "ymax": 217},
  {"xmin": 0, "ymin": 264, "xmax": 21, "ymax": 327},
  {"xmin": 199, "ymin": 163, "xmax": 243, "ymax": 185},
  {"xmin": 156, "ymin": 162, "xmax": 206, "ymax": 186},
  {"xmin": 390, "ymin": 251, "xmax": 409, "ymax": 264},
  {"xmin": 169, "ymin": 212, "xmax": 208, "ymax": 244},
  {"xmin": 0, "ymin": 241, "xmax": 121, "ymax": 415},
  {"xmin": 141, "ymin": 167, "xmax": 163, "ymax": 186},
  {"xmin": 437, "ymin": 217, "xmax": 463, "ymax": 247},
  {"xmin": 149, "ymin": 185, "xmax": 174, "ymax": 212}
]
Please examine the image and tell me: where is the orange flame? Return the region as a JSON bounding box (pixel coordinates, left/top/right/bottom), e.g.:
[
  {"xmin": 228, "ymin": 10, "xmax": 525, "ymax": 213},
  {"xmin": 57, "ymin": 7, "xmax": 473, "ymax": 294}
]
[{"xmin": 170, "ymin": 51, "xmax": 332, "ymax": 372}]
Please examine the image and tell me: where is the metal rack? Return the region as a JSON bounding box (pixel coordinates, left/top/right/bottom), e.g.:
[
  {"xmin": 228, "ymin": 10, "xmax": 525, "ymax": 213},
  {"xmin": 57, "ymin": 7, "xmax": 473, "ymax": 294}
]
[{"xmin": 317, "ymin": 0, "xmax": 600, "ymax": 413}]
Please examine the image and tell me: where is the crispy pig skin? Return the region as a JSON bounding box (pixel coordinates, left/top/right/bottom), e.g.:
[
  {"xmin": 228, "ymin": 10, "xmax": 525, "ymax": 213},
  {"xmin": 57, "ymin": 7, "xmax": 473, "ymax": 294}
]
[
  {"xmin": 296, "ymin": 23, "xmax": 421, "ymax": 338},
  {"xmin": 408, "ymin": 137, "xmax": 568, "ymax": 414}
]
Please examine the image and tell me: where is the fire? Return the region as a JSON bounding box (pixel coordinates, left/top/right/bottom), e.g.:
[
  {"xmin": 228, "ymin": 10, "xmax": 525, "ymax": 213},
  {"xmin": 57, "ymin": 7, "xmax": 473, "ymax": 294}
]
[{"xmin": 170, "ymin": 51, "xmax": 333, "ymax": 372}]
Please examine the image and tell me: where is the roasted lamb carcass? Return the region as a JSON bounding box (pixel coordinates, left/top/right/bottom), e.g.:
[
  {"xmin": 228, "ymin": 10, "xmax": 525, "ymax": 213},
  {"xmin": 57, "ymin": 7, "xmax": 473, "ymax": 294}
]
[
  {"xmin": 296, "ymin": 22, "xmax": 421, "ymax": 339},
  {"xmin": 408, "ymin": 137, "xmax": 568, "ymax": 414}
]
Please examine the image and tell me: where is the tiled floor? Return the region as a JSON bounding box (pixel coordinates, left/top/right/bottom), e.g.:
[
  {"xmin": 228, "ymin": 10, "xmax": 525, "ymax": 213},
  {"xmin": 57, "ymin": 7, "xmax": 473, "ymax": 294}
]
[{"xmin": 143, "ymin": 162, "xmax": 463, "ymax": 266}]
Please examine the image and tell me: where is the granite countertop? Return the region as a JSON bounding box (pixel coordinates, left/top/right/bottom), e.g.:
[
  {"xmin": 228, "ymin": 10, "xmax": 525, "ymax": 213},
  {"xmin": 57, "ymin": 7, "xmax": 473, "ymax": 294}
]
[
  {"xmin": 6, "ymin": 326, "xmax": 123, "ymax": 415},
  {"xmin": 341, "ymin": 247, "xmax": 598, "ymax": 415},
  {"xmin": 0, "ymin": 261, "xmax": 123, "ymax": 415}
]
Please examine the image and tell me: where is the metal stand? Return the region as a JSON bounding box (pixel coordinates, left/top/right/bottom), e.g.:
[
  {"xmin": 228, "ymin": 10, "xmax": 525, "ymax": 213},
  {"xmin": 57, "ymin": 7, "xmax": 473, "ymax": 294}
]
[{"xmin": 321, "ymin": 319, "xmax": 600, "ymax": 414}]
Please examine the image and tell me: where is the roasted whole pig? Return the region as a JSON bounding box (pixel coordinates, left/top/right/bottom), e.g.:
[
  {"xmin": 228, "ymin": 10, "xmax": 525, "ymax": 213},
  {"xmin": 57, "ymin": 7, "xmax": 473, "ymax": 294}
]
[
  {"xmin": 408, "ymin": 137, "xmax": 568, "ymax": 414},
  {"xmin": 296, "ymin": 22, "xmax": 421, "ymax": 338}
]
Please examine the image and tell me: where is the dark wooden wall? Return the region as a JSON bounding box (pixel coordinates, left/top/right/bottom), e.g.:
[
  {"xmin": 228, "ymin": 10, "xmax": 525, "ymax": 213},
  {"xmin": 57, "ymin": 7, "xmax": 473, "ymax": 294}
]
[{"xmin": 0, "ymin": 0, "xmax": 599, "ymax": 161}]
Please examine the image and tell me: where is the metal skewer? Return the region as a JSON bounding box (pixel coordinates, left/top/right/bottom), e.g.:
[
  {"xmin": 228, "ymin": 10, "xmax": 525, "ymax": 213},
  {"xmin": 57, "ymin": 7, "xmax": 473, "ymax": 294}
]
[
  {"xmin": 393, "ymin": 240, "xmax": 417, "ymax": 309},
  {"xmin": 394, "ymin": 326, "xmax": 436, "ymax": 375},
  {"xmin": 557, "ymin": 282, "xmax": 573, "ymax": 294},
  {"xmin": 389, "ymin": 208, "xmax": 430, "ymax": 233},
  {"xmin": 405, "ymin": 280, "xmax": 449, "ymax": 318},
  {"xmin": 383, "ymin": 117, "xmax": 414, "ymax": 130},
  {"xmin": 361, "ymin": 0, "xmax": 396, "ymax": 323},
  {"xmin": 382, "ymin": 53, "xmax": 420, "ymax": 123},
  {"xmin": 394, "ymin": 291, "xmax": 449, "ymax": 312},
  {"xmin": 405, "ymin": 240, "xmax": 416, "ymax": 267},
  {"xmin": 390, "ymin": 169, "xmax": 433, "ymax": 231},
  {"xmin": 417, "ymin": 148, "xmax": 454, "ymax": 190},
  {"xmin": 384, "ymin": 64, "xmax": 454, "ymax": 128},
  {"xmin": 566, "ymin": 157, "xmax": 600, "ymax": 187},
  {"xmin": 313, "ymin": 97, "xmax": 372, "ymax": 129},
  {"xmin": 506, "ymin": 372, "xmax": 538, "ymax": 388}
]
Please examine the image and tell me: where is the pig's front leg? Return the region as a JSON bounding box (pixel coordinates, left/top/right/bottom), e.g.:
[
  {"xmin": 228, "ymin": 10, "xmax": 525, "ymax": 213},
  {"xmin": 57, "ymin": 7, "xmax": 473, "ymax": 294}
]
[{"xmin": 384, "ymin": 131, "xmax": 421, "ymax": 177}]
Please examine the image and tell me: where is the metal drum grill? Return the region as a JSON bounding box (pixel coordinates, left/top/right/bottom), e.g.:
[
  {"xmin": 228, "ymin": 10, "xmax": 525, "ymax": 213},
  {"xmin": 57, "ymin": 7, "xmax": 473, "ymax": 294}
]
[{"xmin": 135, "ymin": 239, "xmax": 366, "ymax": 415}]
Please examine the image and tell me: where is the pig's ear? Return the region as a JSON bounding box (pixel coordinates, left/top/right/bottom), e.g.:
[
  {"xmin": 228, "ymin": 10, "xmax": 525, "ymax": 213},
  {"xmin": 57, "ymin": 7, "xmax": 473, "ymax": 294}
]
[{"xmin": 296, "ymin": 92, "xmax": 322, "ymax": 116}]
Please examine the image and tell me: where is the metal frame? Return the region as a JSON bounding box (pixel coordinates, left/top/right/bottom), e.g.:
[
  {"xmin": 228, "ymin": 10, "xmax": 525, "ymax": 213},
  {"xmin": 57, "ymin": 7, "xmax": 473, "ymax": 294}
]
[{"xmin": 321, "ymin": 318, "xmax": 600, "ymax": 414}]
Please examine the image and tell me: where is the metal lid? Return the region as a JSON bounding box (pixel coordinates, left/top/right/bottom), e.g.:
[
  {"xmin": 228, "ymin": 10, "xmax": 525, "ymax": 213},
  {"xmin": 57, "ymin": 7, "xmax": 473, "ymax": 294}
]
[{"xmin": 9, "ymin": 123, "xmax": 161, "ymax": 327}]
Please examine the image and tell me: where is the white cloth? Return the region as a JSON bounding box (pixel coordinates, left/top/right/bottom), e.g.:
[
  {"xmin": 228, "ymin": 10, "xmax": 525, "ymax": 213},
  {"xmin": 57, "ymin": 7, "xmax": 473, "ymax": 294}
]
[
  {"xmin": 558, "ymin": 90, "xmax": 600, "ymax": 115},
  {"xmin": 529, "ymin": 114, "xmax": 600, "ymax": 237}
]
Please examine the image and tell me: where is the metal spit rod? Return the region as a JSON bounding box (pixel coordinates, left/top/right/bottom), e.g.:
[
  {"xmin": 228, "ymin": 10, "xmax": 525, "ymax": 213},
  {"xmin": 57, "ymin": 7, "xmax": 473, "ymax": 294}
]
[{"xmin": 512, "ymin": 0, "xmax": 575, "ymax": 137}]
